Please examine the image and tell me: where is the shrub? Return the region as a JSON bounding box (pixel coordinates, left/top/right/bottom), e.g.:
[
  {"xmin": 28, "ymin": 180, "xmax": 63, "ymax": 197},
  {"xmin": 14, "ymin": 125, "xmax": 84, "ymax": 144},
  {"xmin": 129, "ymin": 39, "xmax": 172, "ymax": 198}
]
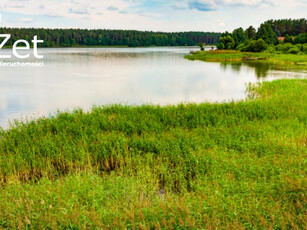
[
  {"xmin": 265, "ymin": 44, "xmax": 276, "ymax": 53},
  {"xmin": 199, "ymin": 43, "xmax": 205, "ymax": 51},
  {"xmin": 218, "ymin": 36, "xmax": 235, "ymax": 50},
  {"xmin": 284, "ymin": 34, "xmax": 293, "ymax": 43},
  {"xmin": 293, "ymin": 33, "xmax": 307, "ymax": 44},
  {"xmin": 236, "ymin": 43, "xmax": 245, "ymax": 51},
  {"xmin": 288, "ymin": 47, "xmax": 300, "ymax": 54},
  {"xmin": 241, "ymin": 39, "xmax": 267, "ymax": 52},
  {"xmin": 216, "ymin": 42, "xmax": 225, "ymax": 50},
  {"xmin": 276, "ymin": 43, "xmax": 293, "ymax": 52}
]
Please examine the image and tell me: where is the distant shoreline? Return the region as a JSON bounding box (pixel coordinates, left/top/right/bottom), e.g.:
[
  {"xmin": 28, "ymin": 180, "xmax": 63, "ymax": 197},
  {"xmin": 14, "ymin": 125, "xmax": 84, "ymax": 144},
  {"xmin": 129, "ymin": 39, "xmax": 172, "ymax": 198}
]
[{"xmin": 1, "ymin": 45, "xmax": 216, "ymax": 49}]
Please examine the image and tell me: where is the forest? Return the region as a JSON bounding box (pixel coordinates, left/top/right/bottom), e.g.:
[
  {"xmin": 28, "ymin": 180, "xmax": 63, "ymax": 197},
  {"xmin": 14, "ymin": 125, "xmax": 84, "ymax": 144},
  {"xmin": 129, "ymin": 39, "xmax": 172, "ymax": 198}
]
[
  {"xmin": 266, "ymin": 18, "xmax": 307, "ymax": 36},
  {"xmin": 0, "ymin": 28, "xmax": 220, "ymax": 47},
  {"xmin": 1, "ymin": 18, "xmax": 305, "ymax": 49},
  {"xmin": 216, "ymin": 18, "xmax": 307, "ymax": 53}
]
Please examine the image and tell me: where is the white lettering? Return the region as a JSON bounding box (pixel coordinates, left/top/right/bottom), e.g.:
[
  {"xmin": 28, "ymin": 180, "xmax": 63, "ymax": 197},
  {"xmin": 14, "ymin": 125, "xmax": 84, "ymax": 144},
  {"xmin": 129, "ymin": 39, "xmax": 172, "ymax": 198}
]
[
  {"xmin": 13, "ymin": 40, "xmax": 30, "ymax": 59},
  {"xmin": 32, "ymin": 35, "xmax": 44, "ymax": 59},
  {"xmin": 0, "ymin": 34, "xmax": 44, "ymax": 59},
  {"xmin": 0, "ymin": 34, "xmax": 12, "ymax": 58}
]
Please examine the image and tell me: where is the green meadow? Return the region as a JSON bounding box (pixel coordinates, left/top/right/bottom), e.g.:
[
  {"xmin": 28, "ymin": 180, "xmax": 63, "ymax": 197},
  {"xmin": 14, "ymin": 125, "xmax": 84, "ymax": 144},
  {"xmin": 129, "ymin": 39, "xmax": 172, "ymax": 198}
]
[
  {"xmin": 0, "ymin": 78, "xmax": 306, "ymax": 229},
  {"xmin": 186, "ymin": 50, "xmax": 307, "ymax": 65}
]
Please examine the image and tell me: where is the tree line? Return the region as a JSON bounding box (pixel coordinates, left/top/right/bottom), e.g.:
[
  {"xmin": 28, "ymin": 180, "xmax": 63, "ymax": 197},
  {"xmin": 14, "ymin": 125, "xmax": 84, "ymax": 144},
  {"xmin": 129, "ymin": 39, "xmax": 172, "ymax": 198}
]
[
  {"xmin": 265, "ymin": 18, "xmax": 307, "ymax": 36},
  {"xmin": 216, "ymin": 18, "xmax": 307, "ymax": 52},
  {"xmin": 0, "ymin": 28, "xmax": 220, "ymax": 47}
]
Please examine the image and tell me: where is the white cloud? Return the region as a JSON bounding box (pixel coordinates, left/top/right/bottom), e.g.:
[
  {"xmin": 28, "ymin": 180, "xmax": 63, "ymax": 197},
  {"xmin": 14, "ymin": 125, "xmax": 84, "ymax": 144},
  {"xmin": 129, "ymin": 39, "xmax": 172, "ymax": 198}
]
[
  {"xmin": 0, "ymin": 0, "xmax": 134, "ymax": 18},
  {"xmin": 69, "ymin": 3, "xmax": 90, "ymax": 15},
  {"xmin": 219, "ymin": 22, "xmax": 225, "ymax": 27},
  {"xmin": 0, "ymin": 0, "xmax": 305, "ymax": 32},
  {"xmin": 172, "ymin": 1, "xmax": 189, "ymax": 9},
  {"xmin": 217, "ymin": 0, "xmax": 276, "ymax": 6},
  {"xmin": 107, "ymin": 5, "xmax": 119, "ymax": 11},
  {"xmin": 175, "ymin": 0, "xmax": 277, "ymax": 11},
  {"xmin": 21, "ymin": 17, "xmax": 35, "ymax": 23},
  {"xmin": 189, "ymin": 0, "xmax": 218, "ymax": 11}
]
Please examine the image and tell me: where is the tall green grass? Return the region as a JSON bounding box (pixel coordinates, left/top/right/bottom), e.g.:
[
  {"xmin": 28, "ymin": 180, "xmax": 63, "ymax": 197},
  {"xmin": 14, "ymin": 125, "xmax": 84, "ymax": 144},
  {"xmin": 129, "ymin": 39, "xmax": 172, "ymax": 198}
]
[{"xmin": 0, "ymin": 79, "xmax": 306, "ymax": 229}]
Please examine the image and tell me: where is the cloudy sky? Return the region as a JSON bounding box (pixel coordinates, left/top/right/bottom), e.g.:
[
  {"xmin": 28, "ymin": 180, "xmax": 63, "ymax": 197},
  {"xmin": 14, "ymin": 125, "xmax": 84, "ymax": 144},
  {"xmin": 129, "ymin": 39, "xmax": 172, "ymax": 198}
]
[{"xmin": 0, "ymin": 0, "xmax": 306, "ymax": 32}]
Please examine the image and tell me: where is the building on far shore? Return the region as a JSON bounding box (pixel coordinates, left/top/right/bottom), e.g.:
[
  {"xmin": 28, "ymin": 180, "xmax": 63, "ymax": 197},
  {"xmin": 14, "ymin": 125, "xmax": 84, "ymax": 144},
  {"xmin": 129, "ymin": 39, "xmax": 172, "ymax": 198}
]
[{"xmin": 278, "ymin": 37, "xmax": 285, "ymax": 42}]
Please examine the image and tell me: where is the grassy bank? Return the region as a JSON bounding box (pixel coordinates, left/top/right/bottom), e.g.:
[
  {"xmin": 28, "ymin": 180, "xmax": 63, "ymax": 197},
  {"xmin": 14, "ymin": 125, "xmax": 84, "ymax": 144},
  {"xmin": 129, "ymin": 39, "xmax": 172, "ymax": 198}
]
[
  {"xmin": 186, "ymin": 50, "xmax": 307, "ymax": 65},
  {"xmin": 0, "ymin": 80, "xmax": 306, "ymax": 229}
]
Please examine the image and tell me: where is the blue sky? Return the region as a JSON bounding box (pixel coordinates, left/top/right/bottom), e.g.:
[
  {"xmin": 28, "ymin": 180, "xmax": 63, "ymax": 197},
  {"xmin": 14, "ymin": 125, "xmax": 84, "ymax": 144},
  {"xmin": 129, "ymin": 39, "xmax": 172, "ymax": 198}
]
[{"xmin": 0, "ymin": 0, "xmax": 306, "ymax": 32}]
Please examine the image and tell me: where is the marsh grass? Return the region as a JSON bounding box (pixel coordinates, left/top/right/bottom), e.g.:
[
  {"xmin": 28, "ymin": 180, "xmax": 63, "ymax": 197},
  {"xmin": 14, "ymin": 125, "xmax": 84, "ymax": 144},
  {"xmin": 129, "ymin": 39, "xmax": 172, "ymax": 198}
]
[{"xmin": 0, "ymin": 79, "xmax": 306, "ymax": 229}]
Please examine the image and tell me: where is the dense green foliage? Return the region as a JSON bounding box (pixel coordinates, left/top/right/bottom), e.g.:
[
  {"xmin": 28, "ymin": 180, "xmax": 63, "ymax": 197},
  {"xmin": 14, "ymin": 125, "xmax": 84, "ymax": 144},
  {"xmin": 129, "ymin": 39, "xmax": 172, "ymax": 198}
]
[
  {"xmin": 265, "ymin": 18, "xmax": 307, "ymax": 36},
  {"xmin": 0, "ymin": 80, "xmax": 306, "ymax": 228},
  {"xmin": 256, "ymin": 23, "xmax": 279, "ymax": 45},
  {"xmin": 272, "ymin": 43, "xmax": 307, "ymax": 54},
  {"xmin": 232, "ymin": 27, "xmax": 247, "ymax": 46},
  {"xmin": 0, "ymin": 27, "xmax": 220, "ymax": 47},
  {"xmin": 216, "ymin": 35, "xmax": 235, "ymax": 49},
  {"xmin": 238, "ymin": 39, "xmax": 268, "ymax": 52},
  {"xmin": 280, "ymin": 33, "xmax": 307, "ymax": 45},
  {"xmin": 246, "ymin": 26, "xmax": 257, "ymax": 40},
  {"xmin": 217, "ymin": 18, "xmax": 306, "ymax": 51},
  {"xmin": 236, "ymin": 41, "xmax": 307, "ymax": 54},
  {"xmin": 216, "ymin": 25, "xmax": 273, "ymax": 50},
  {"xmin": 293, "ymin": 33, "xmax": 307, "ymax": 44}
]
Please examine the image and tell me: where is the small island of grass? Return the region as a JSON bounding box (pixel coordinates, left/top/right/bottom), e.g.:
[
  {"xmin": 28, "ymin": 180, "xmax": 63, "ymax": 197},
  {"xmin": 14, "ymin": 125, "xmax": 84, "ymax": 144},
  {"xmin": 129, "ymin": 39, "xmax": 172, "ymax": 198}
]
[{"xmin": 185, "ymin": 50, "xmax": 307, "ymax": 66}]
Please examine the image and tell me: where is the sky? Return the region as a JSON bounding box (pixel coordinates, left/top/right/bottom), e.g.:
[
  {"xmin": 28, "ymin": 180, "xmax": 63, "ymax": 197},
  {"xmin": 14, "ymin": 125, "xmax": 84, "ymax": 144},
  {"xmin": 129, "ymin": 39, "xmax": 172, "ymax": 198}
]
[{"xmin": 0, "ymin": 0, "xmax": 306, "ymax": 32}]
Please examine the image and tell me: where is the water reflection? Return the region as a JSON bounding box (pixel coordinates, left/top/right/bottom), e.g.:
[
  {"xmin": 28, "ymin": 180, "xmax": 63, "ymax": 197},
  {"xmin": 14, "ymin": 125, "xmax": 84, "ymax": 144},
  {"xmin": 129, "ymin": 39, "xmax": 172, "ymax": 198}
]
[
  {"xmin": 220, "ymin": 61, "xmax": 306, "ymax": 79},
  {"xmin": 0, "ymin": 47, "xmax": 305, "ymax": 128}
]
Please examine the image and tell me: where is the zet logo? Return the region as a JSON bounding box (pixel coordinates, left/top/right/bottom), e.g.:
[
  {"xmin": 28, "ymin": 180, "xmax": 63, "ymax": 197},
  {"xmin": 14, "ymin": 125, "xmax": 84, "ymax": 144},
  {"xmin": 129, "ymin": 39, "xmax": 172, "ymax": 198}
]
[{"xmin": 0, "ymin": 14, "xmax": 44, "ymax": 59}]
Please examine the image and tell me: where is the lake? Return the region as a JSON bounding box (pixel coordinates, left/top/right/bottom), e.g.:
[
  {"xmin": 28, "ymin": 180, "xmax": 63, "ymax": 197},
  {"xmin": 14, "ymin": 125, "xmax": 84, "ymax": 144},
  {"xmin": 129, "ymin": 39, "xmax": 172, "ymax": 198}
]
[{"xmin": 0, "ymin": 47, "xmax": 305, "ymax": 128}]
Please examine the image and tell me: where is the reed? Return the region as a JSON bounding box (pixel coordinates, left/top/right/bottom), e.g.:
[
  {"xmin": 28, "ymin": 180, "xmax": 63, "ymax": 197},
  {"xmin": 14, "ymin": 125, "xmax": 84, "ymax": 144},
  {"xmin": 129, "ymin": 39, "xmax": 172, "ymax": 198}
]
[{"xmin": 0, "ymin": 79, "xmax": 306, "ymax": 229}]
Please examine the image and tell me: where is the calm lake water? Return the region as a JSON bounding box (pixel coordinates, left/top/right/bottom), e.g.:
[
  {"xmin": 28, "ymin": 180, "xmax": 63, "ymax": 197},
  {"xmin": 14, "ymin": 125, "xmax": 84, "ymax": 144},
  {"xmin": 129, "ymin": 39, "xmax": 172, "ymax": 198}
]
[{"xmin": 0, "ymin": 47, "xmax": 306, "ymax": 128}]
